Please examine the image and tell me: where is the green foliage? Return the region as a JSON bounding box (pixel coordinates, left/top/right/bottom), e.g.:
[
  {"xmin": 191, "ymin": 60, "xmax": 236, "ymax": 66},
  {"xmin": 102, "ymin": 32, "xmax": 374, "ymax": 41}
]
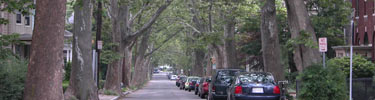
[
  {"xmin": 297, "ymin": 64, "xmax": 348, "ymax": 100},
  {"xmin": 327, "ymin": 55, "xmax": 375, "ymax": 78},
  {"xmin": 0, "ymin": 56, "xmax": 28, "ymax": 100},
  {"xmin": 62, "ymin": 81, "xmax": 69, "ymax": 92},
  {"xmin": 103, "ymin": 90, "xmax": 118, "ymax": 96},
  {"xmin": 64, "ymin": 62, "xmax": 72, "ymax": 81},
  {"xmin": 0, "ymin": 34, "xmax": 22, "ymax": 59},
  {"xmin": 307, "ymin": 0, "xmax": 351, "ymax": 58},
  {"xmin": 286, "ymin": 30, "xmax": 318, "ymax": 51}
]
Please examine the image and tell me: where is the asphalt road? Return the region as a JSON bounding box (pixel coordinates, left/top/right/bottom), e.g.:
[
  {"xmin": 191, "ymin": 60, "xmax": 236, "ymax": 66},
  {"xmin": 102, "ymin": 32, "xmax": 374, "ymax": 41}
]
[{"xmin": 120, "ymin": 72, "xmax": 204, "ymax": 100}]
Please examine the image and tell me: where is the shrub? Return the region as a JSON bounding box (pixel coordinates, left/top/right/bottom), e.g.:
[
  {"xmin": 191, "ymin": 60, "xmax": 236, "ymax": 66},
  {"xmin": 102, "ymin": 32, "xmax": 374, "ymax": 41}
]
[
  {"xmin": 64, "ymin": 62, "xmax": 72, "ymax": 81},
  {"xmin": 297, "ymin": 64, "xmax": 348, "ymax": 100},
  {"xmin": 327, "ymin": 55, "xmax": 375, "ymax": 78},
  {"xmin": 0, "ymin": 56, "xmax": 28, "ymax": 100}
]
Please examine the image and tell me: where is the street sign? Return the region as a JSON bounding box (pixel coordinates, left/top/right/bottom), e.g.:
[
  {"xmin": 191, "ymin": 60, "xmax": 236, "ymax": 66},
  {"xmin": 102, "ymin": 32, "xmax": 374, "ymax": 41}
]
[
  {"xmin": 319, "ymin": 37, "xmax": 327, "ymax": 52},
  {"xmin": 97, "ymin": 41, "xmax": 103, "ymax": 50}
]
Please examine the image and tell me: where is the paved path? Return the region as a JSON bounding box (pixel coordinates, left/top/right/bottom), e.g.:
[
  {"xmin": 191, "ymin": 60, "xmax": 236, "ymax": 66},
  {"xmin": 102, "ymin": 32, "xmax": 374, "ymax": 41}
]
[{"xmin": 119, "ymin": 73, "xmax": 203, "ymax": 100}]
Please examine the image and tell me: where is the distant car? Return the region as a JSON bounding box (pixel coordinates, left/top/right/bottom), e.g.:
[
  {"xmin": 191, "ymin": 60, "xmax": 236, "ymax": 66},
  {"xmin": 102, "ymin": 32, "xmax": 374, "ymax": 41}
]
[
  {"xmin": 153, "ymin": 69, "xmax": 160, "ymax": 73},
  {"xmin": 226, "ymin": 72, "xmax": 280, "ymax": 100},
  {"xmin": 171, "ymin": 75, "xmax": 178, "ymax": 80},
  {"xmin": 176, "ymin": 76, "xmax": 186, "ymax": 87},
  {"xmin": 184, "ymin": 76, "xmax": 200, "ymax": 92},
  {"xmin": 197, "ymin": 76, "xmax": 211, "ymax": 98},
  {"xmin": 207, "ymin": 69, "xmax": 244, "ymax": 100}
]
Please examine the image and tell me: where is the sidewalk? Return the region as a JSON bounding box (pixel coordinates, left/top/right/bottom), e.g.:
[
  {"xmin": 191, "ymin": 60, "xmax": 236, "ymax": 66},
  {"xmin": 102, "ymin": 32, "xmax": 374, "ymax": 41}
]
[{"xmin": 99, "ymin": 94, "xmax": 119, "ymax": 100}]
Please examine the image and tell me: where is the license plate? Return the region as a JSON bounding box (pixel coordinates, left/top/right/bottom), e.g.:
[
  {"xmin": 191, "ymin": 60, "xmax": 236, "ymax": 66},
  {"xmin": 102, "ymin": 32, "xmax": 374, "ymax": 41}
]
[{"xmin": 252, "ymin": 88, "xmax": 264, "ymax": 93}]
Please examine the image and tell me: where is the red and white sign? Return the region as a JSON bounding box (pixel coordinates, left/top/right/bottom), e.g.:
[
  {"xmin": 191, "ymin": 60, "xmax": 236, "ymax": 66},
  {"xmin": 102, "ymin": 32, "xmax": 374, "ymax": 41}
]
[
  {"xmin": 319, "ymin": 37, "xmax": 327, "ymax": 52},
  {"xmin": 98, "ymin": 41, "xmax": 103, "ymax": 50}
]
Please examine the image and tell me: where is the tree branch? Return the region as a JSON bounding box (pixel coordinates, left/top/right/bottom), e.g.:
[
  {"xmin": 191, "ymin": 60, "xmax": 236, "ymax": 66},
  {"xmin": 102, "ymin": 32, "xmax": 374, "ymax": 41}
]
[
  {"xmin": 128, "ymin": 4, "xmax": 149, "ymax": 26},
  {"xmin": 126, "ymin": 0, "xmax": 173, "ymax": 41},
  {"xmin": 144, "ymin": 28, "xmax": 183, "ymax": 57}
]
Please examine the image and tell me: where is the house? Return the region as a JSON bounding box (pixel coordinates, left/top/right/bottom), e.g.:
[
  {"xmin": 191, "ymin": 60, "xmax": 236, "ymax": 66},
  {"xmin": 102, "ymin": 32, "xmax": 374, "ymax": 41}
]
[{"xmin": 0, "ymin": 6, "xmax": 73, "ymax": 63}]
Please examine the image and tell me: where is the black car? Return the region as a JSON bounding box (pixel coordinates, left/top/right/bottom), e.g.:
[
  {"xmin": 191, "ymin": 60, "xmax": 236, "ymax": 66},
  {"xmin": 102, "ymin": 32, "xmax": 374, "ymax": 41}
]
[
  {"xmin": 207, "ymin": 69, "xmax": 244, "ymax": 100},
  {"xmin": 226, "ymin": 72, "xmax": 280, "ymax": 100}
]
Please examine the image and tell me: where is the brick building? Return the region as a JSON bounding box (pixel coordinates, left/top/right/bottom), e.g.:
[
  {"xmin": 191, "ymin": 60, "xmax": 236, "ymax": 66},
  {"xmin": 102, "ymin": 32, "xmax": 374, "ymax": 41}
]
[{"xmin": 333, "ymin": 0, "xmax": 375, "ymax": 60}]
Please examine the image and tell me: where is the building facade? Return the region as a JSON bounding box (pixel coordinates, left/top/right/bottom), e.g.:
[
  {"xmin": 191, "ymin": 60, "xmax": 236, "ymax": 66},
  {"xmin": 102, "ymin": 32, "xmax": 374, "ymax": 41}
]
[{"xmin": 333, "ymin": 0, "xmax": 375, "ymax": 60}]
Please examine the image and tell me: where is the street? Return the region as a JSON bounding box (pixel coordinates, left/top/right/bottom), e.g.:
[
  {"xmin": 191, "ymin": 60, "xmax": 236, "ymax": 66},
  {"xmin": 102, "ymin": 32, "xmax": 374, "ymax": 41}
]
[{"xmin": 119, "ymin": 72, "xmax": 203, "ymax": 100}]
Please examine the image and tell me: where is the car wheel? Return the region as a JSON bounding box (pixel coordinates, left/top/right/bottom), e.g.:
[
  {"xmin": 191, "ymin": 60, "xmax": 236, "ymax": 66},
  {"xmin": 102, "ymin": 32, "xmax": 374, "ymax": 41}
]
[
  {"xmin": 207, "ymin": 93, "xmax": 214, "ymax": 100},
  {"xmin": 200, "ymin": 92, "xmax": 205, "ymax": 99}
]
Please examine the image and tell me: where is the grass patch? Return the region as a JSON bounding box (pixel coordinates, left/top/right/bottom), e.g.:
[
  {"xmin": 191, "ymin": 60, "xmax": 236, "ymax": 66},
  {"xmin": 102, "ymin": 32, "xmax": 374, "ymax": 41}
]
[
  {"xmin": 62, "ymin": 81, "xmax": 69, "ymax": 92},
  {"xmin": 104, "ymin": 90, "xmax": 118, "ymax": 96}
]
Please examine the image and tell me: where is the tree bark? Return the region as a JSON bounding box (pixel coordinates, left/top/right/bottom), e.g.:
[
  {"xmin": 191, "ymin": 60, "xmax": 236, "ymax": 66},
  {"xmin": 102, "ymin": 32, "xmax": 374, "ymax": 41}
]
[
  {"xmin": 223, "ymin": 11, "xmax": 238, "ymax": 69},
  {"xmin": 285, "ymin": 0, "xmax": 322, "ymax": 72},
  {"xmin": 103, "ymin": 0, "xmax": 126, "ymax": 93},
  {"xmin": 132, "ymin": 30, "xmax": 151, "ymax": 86},
  {"xmin": 64, "ymin": 0, "xmax": 99, "ymax": 99},
  {"xmin": 193, "ymin": 49, "xmax": 205, "ymax": 76},
  {"xmin": 260, "ymin": 0, "xmax": 284, "ymax": 81},
  {"xmin": 23, "ymin": 0, "xmax": 66, "ymax": 99}
]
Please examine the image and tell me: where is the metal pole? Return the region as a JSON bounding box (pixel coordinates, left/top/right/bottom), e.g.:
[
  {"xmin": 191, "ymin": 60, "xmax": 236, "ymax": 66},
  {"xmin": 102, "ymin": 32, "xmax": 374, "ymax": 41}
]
[
  {"xmin": 323, "ymin": 52, "xmax": 326, "ymax": 68},
  {"xmin": 349, "ymin": 13, "xmax": 354, "ymax": 100}
]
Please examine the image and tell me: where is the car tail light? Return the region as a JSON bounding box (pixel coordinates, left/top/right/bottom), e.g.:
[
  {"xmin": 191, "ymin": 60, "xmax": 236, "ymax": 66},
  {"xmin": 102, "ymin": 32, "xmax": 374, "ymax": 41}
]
[
  {"xmin": 203, "ymin": 82, "xmax": 208, "ymax": 87},
  {"xmin": 273, "ymin": 86, "xmax": 280, "ymax": 94},
  {"xmin": 235, "ymin": 86, "xmax": 242, "ymax": 94},
  {"xmin": 212, "ymin": 86, "xmax": 215, "ymax": 92}
]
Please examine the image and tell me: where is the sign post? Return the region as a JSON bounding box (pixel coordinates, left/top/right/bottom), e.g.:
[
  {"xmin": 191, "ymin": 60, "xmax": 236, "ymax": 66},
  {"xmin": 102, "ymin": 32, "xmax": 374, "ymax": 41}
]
[{"xmin": 319, "ymin": 37, "xmax": 328, "ymax": 68}]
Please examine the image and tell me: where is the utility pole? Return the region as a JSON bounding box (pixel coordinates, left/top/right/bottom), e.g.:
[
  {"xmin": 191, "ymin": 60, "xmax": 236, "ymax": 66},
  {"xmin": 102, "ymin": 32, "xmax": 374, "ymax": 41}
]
[{"xmin": 95, "ymin": 0, "xmax": 102, "ymax": 87}]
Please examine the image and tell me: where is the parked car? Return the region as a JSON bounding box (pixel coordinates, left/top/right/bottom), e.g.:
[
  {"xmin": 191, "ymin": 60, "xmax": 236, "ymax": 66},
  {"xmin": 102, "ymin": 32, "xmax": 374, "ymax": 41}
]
[
  {"xmin": 176, "ymin": 76, "xmax": 186, "ymax": 87},
  {"xmin": 170, "ymin": 75, "xmax": 178, "ymax": 80},
  {"xmin": 207, "ymin": 69, "xmax": 244, "ymax": 100},
  {"xmin": 197, "ymin": 76, "xmax": 211, "ymax": 98},
  {"xmin": 226, "ymin": 72, "xmax": 280, "ymax": 100},
  {"xmin": 179, "ymin": 76, "xmax": 188, "ymax": 90},
  {"xmin": 184, "ymin": 76, "xmax": 200, "ymax": 92}
]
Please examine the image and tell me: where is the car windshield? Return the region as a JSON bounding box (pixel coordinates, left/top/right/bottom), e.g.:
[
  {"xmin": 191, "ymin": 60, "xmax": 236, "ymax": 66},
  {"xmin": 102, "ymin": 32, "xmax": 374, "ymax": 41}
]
[
  {"xmin": 238, "ymin": 73, "xmax": 275, "ymax": 84},
  {"xmin": 189, "ymin": 78, "xmax": 199, "ymax": 81},
  {"xmin": 215, "ymin": 70, "xmax": 238, "ymax": 84}
]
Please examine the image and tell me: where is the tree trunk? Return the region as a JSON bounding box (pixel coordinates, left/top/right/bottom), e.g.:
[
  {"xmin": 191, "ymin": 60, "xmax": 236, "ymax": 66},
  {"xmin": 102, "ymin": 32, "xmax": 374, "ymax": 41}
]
[
  {"xmin": 23, "ymin": 0, "xmax": 66, "ymax": 99},
  {"xmin": 103, "ymin": 0, "xmax": 126, "ymax": 93},
  {"xmin": 132, "ymin": 30, "xmax": 150, "ymax": 86},
  {"xmin": 65, "ymin": 0, "xmax": 99, "ymax": 99},
  {"xmin": 122, "ymin": 46, "xmax": 132, "ymax": 87},
  {"xmin": 223, "ymin": 12, "xmax": 238, "ymax": 69},
  {"xmin": 193, "ymin": 49, "xmax": 205, "ymax": 76},
  {"xmin": 260, "ymin": 0, "xmax": 284, "ymax": 81},
  {"xmin": 285, "ymin": 0, "xmax": 322, "ymax": 72}
]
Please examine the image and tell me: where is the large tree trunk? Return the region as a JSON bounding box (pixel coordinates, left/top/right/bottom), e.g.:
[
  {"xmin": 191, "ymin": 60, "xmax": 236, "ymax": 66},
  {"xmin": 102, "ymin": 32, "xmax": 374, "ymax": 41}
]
[
  {"xmin": 285, "ymin": 0, "xmax": 322, "ymax": 72},
  {"xmin": 223, "ymin": 12, "xmax": 238, "ymax": 69},
  {"xmin": 193, "ymin": 49, "xmax": 205, "ymax": 76},
  {"xmin": 132, "ymin": 31, "xmax": 150, "ymax": 86},
  {"xmin": 260, "ymin": 0, "xmax": 284, "ymax": 81},
  {"xmin": 64, "ymin": 0, "xmax": 99, "ymax": 99},
  {"xmin": 122, "ymin": 46, "xmax": 132, "ymax": 87},
  {"xmin": 103, "ymin": 0, "xmax": 126, "ymax": 93},
  {"xmin": 23, "ymin": 0, "xmax": 66, "ymax": 99}
]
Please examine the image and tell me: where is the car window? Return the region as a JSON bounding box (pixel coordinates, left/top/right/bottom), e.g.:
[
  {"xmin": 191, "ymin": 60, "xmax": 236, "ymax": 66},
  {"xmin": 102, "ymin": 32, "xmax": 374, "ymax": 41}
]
[
  {"xmin": 238, "ymin": 73, "xmax": 275, "ymax": 84},
  {"xmin": 189, "ymin": 78, "xmax": 199, "ymax": 81},
  {"xmin": 215, "ymin": 70, "xmax": 238, "ymax": 84}
]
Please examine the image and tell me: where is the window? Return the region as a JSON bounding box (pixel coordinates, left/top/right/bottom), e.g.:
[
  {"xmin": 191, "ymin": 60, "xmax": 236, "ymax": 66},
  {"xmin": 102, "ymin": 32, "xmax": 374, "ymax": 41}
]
[
  {"xmin": 25, "ymin": 15, "xmax": 30, "ymax": 26},
  {"xmin": 16, "ymin": 13, "xmax": 21, "ymax": 24}
]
